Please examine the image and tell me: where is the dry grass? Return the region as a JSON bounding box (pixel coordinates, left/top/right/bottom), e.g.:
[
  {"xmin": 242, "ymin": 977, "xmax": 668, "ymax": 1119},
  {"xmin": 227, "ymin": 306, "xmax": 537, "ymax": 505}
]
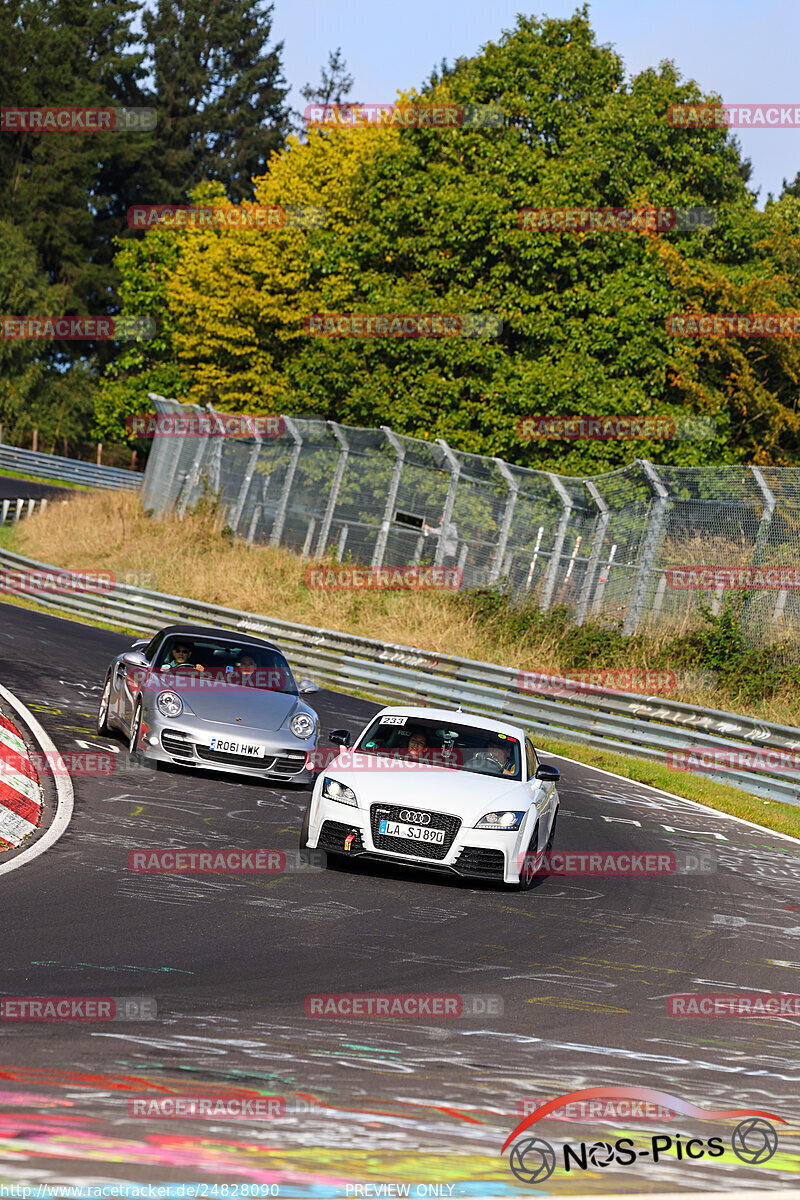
[
  {"xmin": 6, "ymin": 491, "xmax": 800, "ymax": 838},
  {"xmin": 10, "ymin": 489, "xmax": 800, "ymax": 724},
  {"xmin": 15, "ymin": 490, "xmax": 492, "ymax": 658}
]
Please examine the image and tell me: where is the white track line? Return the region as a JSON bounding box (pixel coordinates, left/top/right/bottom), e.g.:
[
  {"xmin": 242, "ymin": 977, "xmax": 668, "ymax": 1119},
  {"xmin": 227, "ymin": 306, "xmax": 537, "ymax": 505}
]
[
  {"xmin": 0, "ymin": 681, "xmax": 74, "ymax": 877},
  {"xmin": 543, "ymin": 750, "xmax": 800, "ymax": 847}
]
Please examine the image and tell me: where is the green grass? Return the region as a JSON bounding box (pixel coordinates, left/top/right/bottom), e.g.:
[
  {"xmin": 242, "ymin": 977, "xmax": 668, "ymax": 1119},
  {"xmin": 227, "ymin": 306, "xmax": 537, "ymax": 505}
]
[{"xmin": 534, "ymin": 733, "xmax": 800, "ymax": 841}]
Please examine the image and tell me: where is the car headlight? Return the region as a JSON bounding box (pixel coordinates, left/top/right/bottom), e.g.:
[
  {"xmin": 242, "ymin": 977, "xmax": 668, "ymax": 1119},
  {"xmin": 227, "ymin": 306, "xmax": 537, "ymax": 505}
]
[
  {"xmin": 156, "ymin": 691, "xmax": 183, "ymax": 718},
  {"xmin": 322, "ymin": 777, "xmax": 357, "ymax": 807},
  {"xmin": 290, "ymin": 712, "xmax": 316, "ymax": 739},
  {"xmin": 475, "ymin": 810, "xmax": 525, "ymax": 830}
]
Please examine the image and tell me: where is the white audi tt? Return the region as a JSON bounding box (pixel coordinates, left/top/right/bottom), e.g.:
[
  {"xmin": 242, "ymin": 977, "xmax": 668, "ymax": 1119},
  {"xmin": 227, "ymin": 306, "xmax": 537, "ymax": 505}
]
[{"xmin": 299, "ymin": 705, "xmax": 560, "ymax": 889}]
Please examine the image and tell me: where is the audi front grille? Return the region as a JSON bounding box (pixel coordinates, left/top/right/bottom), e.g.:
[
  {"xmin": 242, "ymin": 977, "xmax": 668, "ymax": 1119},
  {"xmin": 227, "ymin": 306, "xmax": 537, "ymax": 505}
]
[{"xmin": 369, "ymin": 804, "xmax": 461, "ymax": 861}]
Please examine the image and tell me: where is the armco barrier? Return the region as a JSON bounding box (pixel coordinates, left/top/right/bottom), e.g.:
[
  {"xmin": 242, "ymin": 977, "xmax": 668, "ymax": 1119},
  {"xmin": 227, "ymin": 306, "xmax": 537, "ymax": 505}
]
[
  {"xmin": 0, "ymin": 445, "xmax": 141, "ymax": 490},
  {"xmin": 0, "ymin": 546, "xmax": 797, "ymax": 807}
]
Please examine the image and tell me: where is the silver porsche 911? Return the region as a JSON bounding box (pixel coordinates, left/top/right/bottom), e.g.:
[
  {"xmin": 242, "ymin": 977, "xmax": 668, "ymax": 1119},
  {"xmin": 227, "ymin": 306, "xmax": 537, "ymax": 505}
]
[{"xmin": 97, "ymin": 623, "xmax": 320, "ymax": 783}]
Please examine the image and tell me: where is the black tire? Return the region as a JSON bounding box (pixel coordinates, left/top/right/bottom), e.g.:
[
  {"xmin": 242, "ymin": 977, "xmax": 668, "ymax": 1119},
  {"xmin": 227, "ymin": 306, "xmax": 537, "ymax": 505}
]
[
  {"xmin": 516, "ymin": 824, "xmax": 542, "ymax": 891},
  {"xmin": 96, "ymin": 677, "xmax": 113, "ymax": 735},
  {"xmin": 545, "ymin": 808, "xmax": 558, "ymax": 853},
  {"xmin": 128, "ymin": 700, "xmax": 143, "ymax": 756}
]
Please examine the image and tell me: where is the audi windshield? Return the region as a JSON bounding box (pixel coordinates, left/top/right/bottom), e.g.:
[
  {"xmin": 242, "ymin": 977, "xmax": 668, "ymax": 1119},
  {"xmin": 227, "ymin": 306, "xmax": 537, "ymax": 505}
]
[{"xmin": 352, "ymin": 715, "xmax": 522, "ymax": 780}]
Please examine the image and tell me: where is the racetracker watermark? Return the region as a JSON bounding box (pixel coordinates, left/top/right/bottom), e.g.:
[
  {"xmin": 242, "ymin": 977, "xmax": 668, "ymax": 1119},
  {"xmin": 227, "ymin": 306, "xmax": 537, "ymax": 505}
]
[
  {"xmin": 304, "ymin": 993, "xmax": 503, "ymax": 1017},
  {"xmin": 303, "ymin": 313, "xmax": 502, "ymax": 338},
  {"xmin": 129, "ymin": 1096, "xmax": 286, "ymax": 1119},
  {"xmin": 668, "ymin": 103, "xmax": 800, "ymax": 127},
  {"xmin": 307, "ymin": 748, "xmax": 466, "ymax": 771},
  {"xmin": 1, "ymin": 316, "xmax": 155, "ymax": 341},
  {"xmin": 304, "ymin": 102, "xmax": 503, "ymax": 129},
  {"xmin": 520, "ymin": 850, "xmax": 716, "ymax": 875},
  {"xmin": 667, "ymin": 748, "xmax": 800, "ymax": 776},
  {"xmin": 518, "ymin": 1097, "xmax": 677, "ymax": 1121},
  {"xmin": 666, "ymin": 565, "xmax": 800, "ymax": 590},
  {"xmin": 0, "ymin": 751, "xmax": 117, "ymax": 777},
  {"xmin": 126, "ymin": 413, "xmax": 284, "ymax": 439},
  {"xmin": 305, "ymin": 566, "xmax": 462, "ymax": 590},
  {"xmin": 517, "ymin": 415, "xmax": 715, "ymax": 441},
  {"xmin": 667, "ymin": 993, "xmax": 800, "ymax": 1017},
  {"xmin": 128, "ymin": 204, "xmax": 325, "ymax": 230},
  {"xmin": 517, "ymin": 669, "xmax": 716, "ymax": 697},
  {"xmin": 127, "ymin": 848, "xmax": 326, "ymax": 872},
  {"xmin": 518, "ymin": 207, "xmax": 715, "ymax": 232},
  {"xmin": 1, "ymin": 107, "xmax": 156, "ymax": 132},
  {"xmin": 137, "ymin": 669, "xmax": 291, "ymax": 692},
  {"xmin": 0, "ymin": 568, "xmax": 155, "ymax": 593},
  {"xmin": 0, "ymin": 997, "xmax": 156, "ymax": 1020},
  {"xmin": 667, "ymin": 313, "xmax": 800, "ymax": 337}
]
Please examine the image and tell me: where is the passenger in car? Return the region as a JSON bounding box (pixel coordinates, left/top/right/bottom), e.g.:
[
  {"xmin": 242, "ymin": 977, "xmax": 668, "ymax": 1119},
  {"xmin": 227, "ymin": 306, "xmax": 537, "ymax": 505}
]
[{"xmin": 406, "ymin": 730, "xmax": 429, "ymax": 759}]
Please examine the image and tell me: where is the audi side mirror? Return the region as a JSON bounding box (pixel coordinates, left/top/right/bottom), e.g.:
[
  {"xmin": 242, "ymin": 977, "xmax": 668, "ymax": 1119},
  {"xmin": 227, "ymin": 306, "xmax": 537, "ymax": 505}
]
[
  {"xmin": 329, "ymin": 729, "xmax": 351, "ymax": 747},
  {"xmin": 535, "ymin": 763, "xmax": 560, "ymax": 782}
]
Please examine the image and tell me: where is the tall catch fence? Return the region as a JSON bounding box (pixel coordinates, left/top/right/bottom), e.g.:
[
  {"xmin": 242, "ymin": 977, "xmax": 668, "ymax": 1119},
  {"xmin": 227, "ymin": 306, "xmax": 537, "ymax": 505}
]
[{"xmin": 142, "ymin": 394, "xmax": 800, "ymax": 643}]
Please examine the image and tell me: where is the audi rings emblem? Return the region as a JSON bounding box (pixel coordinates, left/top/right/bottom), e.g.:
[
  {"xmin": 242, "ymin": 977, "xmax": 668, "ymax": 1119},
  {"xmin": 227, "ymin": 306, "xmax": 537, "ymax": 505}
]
[{"xmin": 399, "ymin": 809, "xmax": 431, "ymax": 825}]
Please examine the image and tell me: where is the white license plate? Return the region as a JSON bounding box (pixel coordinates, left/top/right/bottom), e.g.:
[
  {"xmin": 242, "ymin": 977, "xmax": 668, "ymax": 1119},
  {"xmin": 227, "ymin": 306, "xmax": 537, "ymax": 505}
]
[
  {"xmin": 209, "ymin": 737, "xmax": 264, "ymax": 757},
  {"xmin": 379, "ymin": 820, "xmax": 445, "ymax": 844}
]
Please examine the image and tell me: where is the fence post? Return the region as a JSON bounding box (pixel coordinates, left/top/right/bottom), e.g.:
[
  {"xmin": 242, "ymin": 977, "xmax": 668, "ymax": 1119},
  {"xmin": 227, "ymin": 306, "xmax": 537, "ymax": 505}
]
[
  {"xmin": 434, "ymin": 439, "xmax": 461, "ymax": 567},
  {"xmin": 623, "ymin": 460, "xmax": 669, "ymax": 635},
  {"xmin": 145, "ymin": 393, "xmax": 184, "ymax": 515},
  {"xmin": 372, "ymin": 428, "xmax": 405, "ymax": 568},
  {"xmin": 270, "ymin": 415, "xmax": 303, "ymax": 547},
  {"xmin": 315, "ymin": 422, "xmax": 349, "ymax": 558},
  {"xmin": 575, "ymin": 480, "xmax": 609, "ymax": 625},
  {"xmin": 228, "ymin": 418, "xmax": 263, "ymax": 534},
  {"xmin": 540, "ymin": 474, "xmax": 572, "ymax": 611},
  {"xmin": 177, "ymin": 404, "xmax": 214, "ymax": 517},
  {"xmin": 743, "ymin": 465, "xmax": 777, "ymax": 630},
  {"xmin": 489, "ymin": 459, "xmax": 519, "ymax": 583}
]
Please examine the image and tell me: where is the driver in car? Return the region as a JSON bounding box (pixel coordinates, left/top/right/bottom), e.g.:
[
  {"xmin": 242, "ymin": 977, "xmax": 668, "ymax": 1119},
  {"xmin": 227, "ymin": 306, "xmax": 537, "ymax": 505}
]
[
  {"xmin": 163, "ymin": 641, "xmax": 205, "ymax": 671},
  {"xmin": 467, "ymin": 735, "xmax": 517, "ymax": 776},
  {"xmin": 486, "ymin": 736, "xmax": 517, "ymax": 776}
]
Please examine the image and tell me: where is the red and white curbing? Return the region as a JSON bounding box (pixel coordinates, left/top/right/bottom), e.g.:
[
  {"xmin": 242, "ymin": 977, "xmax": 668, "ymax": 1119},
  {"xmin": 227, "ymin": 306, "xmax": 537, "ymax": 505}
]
[{"xmin": 0, "ymin": 712, "xmax": 43, "ymax": 851}]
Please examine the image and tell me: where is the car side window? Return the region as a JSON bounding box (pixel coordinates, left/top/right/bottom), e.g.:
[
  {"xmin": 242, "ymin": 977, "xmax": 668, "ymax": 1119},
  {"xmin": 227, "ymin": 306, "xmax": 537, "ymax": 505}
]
[
  {"xmin": 525, "ymin": 737, "xmax": 538, "ymax": 780},
  {"xmin": 143, "ymin": 634, "xmax": 162, "ymax": 662}
]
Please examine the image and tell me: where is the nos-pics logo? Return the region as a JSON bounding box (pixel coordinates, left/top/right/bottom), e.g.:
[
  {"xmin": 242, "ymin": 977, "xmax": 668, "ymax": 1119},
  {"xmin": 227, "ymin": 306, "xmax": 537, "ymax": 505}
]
[{"xmin": 502, "ymin": 1087, "xmax": 783, "ymax": 1184}]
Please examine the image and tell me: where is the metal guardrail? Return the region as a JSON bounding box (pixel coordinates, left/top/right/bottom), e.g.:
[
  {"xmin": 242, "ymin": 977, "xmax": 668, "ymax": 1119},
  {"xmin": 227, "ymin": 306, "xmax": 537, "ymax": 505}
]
[
  {"xmin": 0, "ymin": 546, "xmax": 797, "ymax": 807},
  {"xmin": 1, "ymin": 498, "xmax": 49, "ymax": 524},
  {"xmin": 0, "ymin": 445, "xmax": 142, "ymax": 490}
]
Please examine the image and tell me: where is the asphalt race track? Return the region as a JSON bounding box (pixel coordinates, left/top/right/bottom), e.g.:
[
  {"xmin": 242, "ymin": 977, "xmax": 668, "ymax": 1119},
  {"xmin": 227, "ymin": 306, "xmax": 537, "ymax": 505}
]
[
  {"xmin": 0, "ymin": 601, "xmax": 798, "ymax": 1195},
  {"xmin": 0, "ymin": 474, "xmax": 76, "ymax": 500}
]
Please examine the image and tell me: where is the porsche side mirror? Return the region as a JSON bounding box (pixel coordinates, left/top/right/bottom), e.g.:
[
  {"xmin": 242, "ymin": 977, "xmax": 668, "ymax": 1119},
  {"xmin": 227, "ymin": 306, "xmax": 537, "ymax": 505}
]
[
  {"xmin": 121, "ymin": 651, "xmax": 149, "ymax": 669},
  {"xmin": 535, "ymin": 763, "xmax": 560, "ymax": 782},
  {"xmin": 298, "ymin": 679, "xmax": 319, "ymax": 694},
  {"xmin": 329, "ymin": 728, "xmax": 351, "ymax": 747}
]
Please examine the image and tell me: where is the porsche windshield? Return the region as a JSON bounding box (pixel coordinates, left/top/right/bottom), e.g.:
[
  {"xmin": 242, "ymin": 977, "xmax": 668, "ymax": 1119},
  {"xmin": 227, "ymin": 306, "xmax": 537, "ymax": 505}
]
[
  {"xmin": 151, "ymin": 637, "xmax": 297, "ymax": 694},
  {"xmin": 353, "ymin": 715, "xmax": 522, "ymax": 780}
]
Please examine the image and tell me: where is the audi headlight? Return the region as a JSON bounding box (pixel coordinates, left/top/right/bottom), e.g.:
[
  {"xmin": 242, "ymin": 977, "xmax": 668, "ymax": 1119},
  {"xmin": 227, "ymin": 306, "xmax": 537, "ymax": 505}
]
[
  {"xmin": 475, "ymin": 810, "xmax": 525, "ymax": 830},
  {"xmin": 322, "ymin": 777, "xmax": 357, "ymax": 807},
  {"xmin": 290, "ymin": 712, "xmax": 316, "ymax": 739},
  {"xmin": 156, "ymin": 691, "xmax": 183, "ymax": 718}
]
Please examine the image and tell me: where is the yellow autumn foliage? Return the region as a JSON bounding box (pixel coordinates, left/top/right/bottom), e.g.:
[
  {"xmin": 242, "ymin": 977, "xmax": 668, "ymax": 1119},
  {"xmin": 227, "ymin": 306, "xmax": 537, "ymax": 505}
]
[{"xmin": 164, "ymin": 122, "xmax": 401, "ymax": 411}]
